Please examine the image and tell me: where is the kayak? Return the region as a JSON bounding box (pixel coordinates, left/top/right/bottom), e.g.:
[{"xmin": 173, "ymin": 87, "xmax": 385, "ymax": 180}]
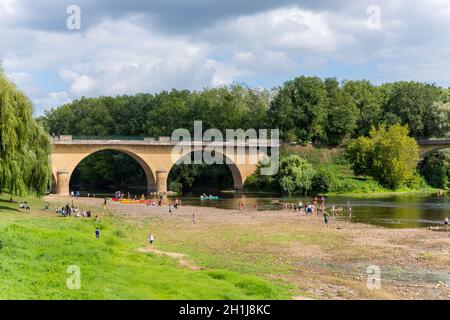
[
  {"xmin": 112, "ymin": 198, "xmax": 149, "ymax": 204},
  {"xmin": 200, "ymin": 196, "xmax": 219, "ymax": 200}
]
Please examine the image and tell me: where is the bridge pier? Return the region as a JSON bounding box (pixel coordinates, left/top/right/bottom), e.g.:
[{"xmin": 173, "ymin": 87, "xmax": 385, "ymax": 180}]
[
  {"xmin": 156, "ymin": 170, "xmax": 168, "ymax": 193},
  {"xmin": 56, "ymin": 170, "xmax": 70, "ymax": 196}
]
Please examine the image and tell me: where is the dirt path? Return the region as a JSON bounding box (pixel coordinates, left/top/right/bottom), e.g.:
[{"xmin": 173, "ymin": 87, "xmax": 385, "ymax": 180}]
[{"xmin": 137, "ymin": 247, "xmax": 204, "ymax": 270}]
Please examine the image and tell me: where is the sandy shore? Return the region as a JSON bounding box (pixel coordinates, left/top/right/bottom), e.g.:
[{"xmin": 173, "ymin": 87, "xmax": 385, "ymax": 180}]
[{"xmin": 46, "ymin": 195, "xmax": 450, "ymax": 300}]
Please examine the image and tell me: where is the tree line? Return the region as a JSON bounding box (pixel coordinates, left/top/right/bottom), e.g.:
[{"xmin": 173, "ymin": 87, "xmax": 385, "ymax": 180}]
[
  {"xmin": 40, "ymin": 77, "xmax": 450, "ymax": 144},
  {"xmin": 38, "ymin": 76, "xmax": 450, "ymax": 193}
]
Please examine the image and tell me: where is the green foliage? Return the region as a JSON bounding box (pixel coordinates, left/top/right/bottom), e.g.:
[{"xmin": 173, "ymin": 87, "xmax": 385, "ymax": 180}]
[
  {"xmin": 323, "ymin": 78, "xmax": 359, "ymax": 145},
  {"xmin": 346, "ymin": 124, "xmax": 420, "ymax": 189},
  {"xmin": 269, "ymin": 78, "xmax": 449, "ymax": 145},
  {"xmin": 380, "ymin": 82, "xmax": 446, "ymax": 138},
  {"xmin": 70, "ymin": 150, "xmax": 147, "ymax": 190},
  {"xmin": 311, "ymin": 169, "xmax": 335, "ymax": 194},
  {"xmin": 167, "ymin": 160, "xmax": 234, "ymax": 194},
  {"xmin": 0, "ymin": 70, "xmax": 52, "ymax": 196},
  {"xmin": 342, "ymin": 80, "xmax": 383, "ymax": 137},
  {"xmin": 278, "ymin": 155, "xmax": 315, "ymax": 195},
  {"xmin": 268, "ymin": 76, "xmax": 327, "ymax": 144},
  {"xmin": 243, "ymin": 162, "xmax": 280, "ymax": 192},
  {"xmin": 419, "ymin": 151, "xmax": 449, "ymax": 189}
]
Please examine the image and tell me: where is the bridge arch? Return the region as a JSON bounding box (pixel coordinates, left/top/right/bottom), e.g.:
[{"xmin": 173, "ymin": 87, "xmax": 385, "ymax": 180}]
[
  {"xmin": 166, "ymin": 149, "xmax": 244, "ymax": 192},
  {"xmin": 53, "ymin": 146, "xmax": 156, "ymax": 195}
]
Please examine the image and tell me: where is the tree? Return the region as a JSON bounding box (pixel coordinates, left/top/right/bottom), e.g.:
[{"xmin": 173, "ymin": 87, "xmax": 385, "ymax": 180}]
[
  {"xmin": 278, "ymin": 155, "xmax": 315, "ymax": 195},
  {"xmin": 311, "ymin": 168, "xmax": 335, "ymax": 194},
  {"xmin": 0, "ymin": 69, "xmax": 52, "ymax": 196},
  {"xmin": 343, "ymin": 80, "xmax": 383, "ymax": 137},
  {"xmin": 346, "ymin": 124, "xmax": 419, "ymax": 189},
  {"xmin": 419, "ymin": 151, "xmax": 449, "ymax": 189},
  {"xmin": 323, "ymin": 78, "xmax": 359, "ymax": 145},
  {"xmin": 380, "ymin": 82, "xmax": 444, "ymax": 138},
  {"xmin": 268, "ymin": 76, "xmax": 327, "ymax": 143}
]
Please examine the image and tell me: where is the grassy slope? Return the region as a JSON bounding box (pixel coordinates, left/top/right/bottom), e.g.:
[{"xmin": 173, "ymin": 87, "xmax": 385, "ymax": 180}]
[
  {"xmin": 282, "ymin": 145, "xmax": 438, "ymax": 195},
  {"xmin": 0, "ymin": 194, "xmax": 289, "ymax": 299}
]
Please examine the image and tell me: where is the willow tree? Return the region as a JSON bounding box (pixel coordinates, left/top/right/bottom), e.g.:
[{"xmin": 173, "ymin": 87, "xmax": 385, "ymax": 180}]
[{"xmin": 0, "ymin": 69, "xmax": 52, "ymax": 196}]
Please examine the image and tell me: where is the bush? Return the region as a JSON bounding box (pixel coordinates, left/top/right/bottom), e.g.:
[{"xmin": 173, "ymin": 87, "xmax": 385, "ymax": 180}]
[
  {"xmin": 419, "ymin": 151, "xmax": 449, "ymax": 189},
  {"xmin": 346, "ymin": 124, "xmax": 419, "ymax": 189},
  {"xmin": 168, "ymin": 181, "xmax": 183, "ymax": 194},
  {"xmin": 311, "ymin": 169, "xmax": 335, "ymax": 194},
  {"xmin": 278, "ymin": 155, "xmax": 315, "ymax": 195}
]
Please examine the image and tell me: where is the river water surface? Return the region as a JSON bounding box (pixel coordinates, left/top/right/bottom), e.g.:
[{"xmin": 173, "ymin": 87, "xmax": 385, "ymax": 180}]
[
  {"xmin": 169, "ymin": 192, "xmax": 449, "ymax": 229},
  {"xmin": 80, "ymin": 190, "xmax": 448, "ymax": 229}
]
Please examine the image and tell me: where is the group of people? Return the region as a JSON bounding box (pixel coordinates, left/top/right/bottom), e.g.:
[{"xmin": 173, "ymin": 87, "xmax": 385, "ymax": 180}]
[
  {"xmin": 56, "ymin": 203, "xmax": 93, "ymax": 218},
  {"xmin": 19, "ymin": 201, "xmax": 31, "ymax": 210},
  {"xmin": 280, "ymin": 196, "xmax": 349, "ymax": 228},
  {"xmin": 70, "ymin": 191, "xmax": 80, "ymax": 198}
]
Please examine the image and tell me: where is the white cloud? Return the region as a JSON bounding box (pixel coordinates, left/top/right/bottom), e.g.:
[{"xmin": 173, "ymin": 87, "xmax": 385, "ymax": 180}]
[{"xmin": 3, "ymin": 1, "xmax": 450, "ymax": 114}]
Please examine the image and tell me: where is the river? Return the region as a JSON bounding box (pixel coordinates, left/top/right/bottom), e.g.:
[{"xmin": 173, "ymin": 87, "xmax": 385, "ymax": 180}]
[{"xmin": 76, "ymin": 189, "xmax": 448, "ymax": 229}]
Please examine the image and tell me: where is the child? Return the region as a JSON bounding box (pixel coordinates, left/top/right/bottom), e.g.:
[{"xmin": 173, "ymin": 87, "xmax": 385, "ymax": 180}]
[
  {"xmin": 148, "ymin": 233, "xmax": 154, "ymax": 246},
  {"xmin": 95, "ymin": 227, "xmax": 100, "ymax": 239}
]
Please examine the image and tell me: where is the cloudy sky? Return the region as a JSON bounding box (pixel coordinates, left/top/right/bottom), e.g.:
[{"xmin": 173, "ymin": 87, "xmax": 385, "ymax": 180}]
[{"xmin": 2, "ymin": 0, "xmax": 450, "ymax": 114}]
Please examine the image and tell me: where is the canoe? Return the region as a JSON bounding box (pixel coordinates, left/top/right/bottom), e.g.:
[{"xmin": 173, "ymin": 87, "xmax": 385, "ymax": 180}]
[
  {"xmin": 200, "ymin": 196, "xmax": 219, "ymax": 200},
  {"xmin": 112, "ymin": 198, "xmax": 148, "ymax": 204}
]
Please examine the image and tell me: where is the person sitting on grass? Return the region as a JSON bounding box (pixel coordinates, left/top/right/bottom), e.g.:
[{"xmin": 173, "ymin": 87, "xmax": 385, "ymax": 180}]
[{"xmin": 23, "ymin": 202, "xmax": 30, "ymax": 210}]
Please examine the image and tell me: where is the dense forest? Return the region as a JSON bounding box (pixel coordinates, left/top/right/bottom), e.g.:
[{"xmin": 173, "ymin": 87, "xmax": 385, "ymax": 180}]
[{"xmin": 38, "ymin": 77, "xmax": 450, "ymax": 194}]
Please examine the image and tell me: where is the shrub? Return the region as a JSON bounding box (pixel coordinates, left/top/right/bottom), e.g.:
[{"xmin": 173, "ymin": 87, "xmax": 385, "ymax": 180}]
[
  {"xmin": 278, "ymin": 155, "xmax": 315, "ymax": 195},
  {"xmin": 346, "ymin": 124, "xmax": 419, "ymax": 189},
  {"xmin": 419, "ymin": 151, "xmax": 449, "ymax": 189},
  {"xmin": 311, "ymin": 169, "xmax": 335, "ymax": 194}
]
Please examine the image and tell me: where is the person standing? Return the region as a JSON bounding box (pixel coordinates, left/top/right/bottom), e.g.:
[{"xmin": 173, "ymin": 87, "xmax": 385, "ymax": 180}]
[
  {"xmin": 444, "ymin": 217, "xmax": 449, "ymax": 231},
  {"xmin": 95, "ymin": 227, "xmax": 100, "ymax": 239},
  {"xmin": 148, "ymin": 233, "xmax": 154, "ymax": 246},
  {"xmin": 103, "ymin": 197, "xmax": 107, "ymax": 210},
  {"xmin": 324, "ymin": 210, "xmax": 330, "ymax": 229},
  {"xmin": 169, "ymin": 204, "xmax": 172, "ymax": 213},
  {"xmin": 192, "ymin": 213, "xmax": 196, "ymax": 225}
]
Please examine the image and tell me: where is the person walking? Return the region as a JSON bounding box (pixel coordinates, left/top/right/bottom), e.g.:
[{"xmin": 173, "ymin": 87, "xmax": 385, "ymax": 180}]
[{"xmin": 148, "ymin": 233, "xmax": 154, "ymax": 246}]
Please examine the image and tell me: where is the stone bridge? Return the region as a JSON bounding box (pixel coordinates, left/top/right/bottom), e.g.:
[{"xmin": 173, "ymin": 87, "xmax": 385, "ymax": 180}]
[
  {"xmin": 417, "ymin": 139, "xmax": 450, "ymax": 157},
  {"xmin": 51, "ymin": 135, "xmax": 277, "ymax": 195}
]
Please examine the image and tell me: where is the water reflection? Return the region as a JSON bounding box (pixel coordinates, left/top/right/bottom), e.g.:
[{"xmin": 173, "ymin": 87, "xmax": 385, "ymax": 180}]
[
  {"xmin": 169, "ymin": 192, "xmax": 449, "ymax": 229},
  {"xmin": 78, "ymin": 189, "xmax": 448, "ymax": 229}
]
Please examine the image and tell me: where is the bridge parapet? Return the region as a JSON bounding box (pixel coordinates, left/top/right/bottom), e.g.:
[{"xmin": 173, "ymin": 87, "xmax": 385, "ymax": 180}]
[{"xmin": 51, "ymin": 135, "xmax": 280, "ymax": 147}]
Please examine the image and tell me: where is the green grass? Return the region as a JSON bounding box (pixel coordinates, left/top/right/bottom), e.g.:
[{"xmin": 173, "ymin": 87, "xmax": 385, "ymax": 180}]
[{"xmin": 0, "ymin": 193, "xmax": 290, "ymax": 299}]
